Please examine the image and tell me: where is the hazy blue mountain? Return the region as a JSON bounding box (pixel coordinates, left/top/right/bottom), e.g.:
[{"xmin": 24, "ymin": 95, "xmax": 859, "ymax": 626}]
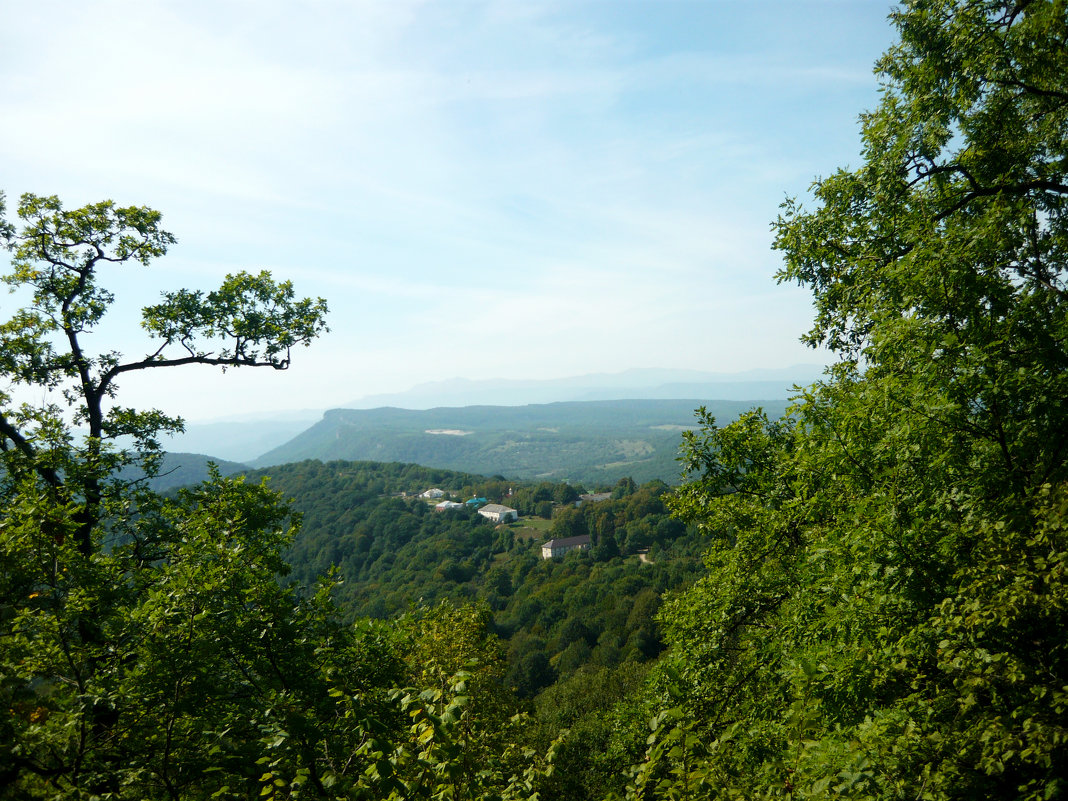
[
  {"xmin": 343, "ymin": 365, "xmax": 823, "ymax": 409},
  {"xmin": 151, "ymin": 368, "xmax": 817, "ymax": 468},
  {"xmin": 251, "ymin": 398, "xmax": 790, "ymax": 485},
  {"xmin": 157, "ymin": 415, "xmax": 321, "ymax": 463}
]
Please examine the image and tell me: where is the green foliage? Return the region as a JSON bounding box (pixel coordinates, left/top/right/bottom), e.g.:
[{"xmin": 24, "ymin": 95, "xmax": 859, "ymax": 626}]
[
  {"xmin": 526, "ymin": 663, "xmax": 652, "ymax": 801},
  {"xmin": 0, "ymin": 192, "xmax": 329, "ymax": 559},
  {"xmin": 0, "ymin": 195, "xmax": 551, "ymax": 800},
  {"xmin": 363, "ymin": 672, "xmax": 557, "ymax": 801},
  {"xmin": 1, "ymin": 192, "xmax": 326, "ymax": 404},
  {"xmin": 0, "ymin": 468, "xmax": 412, "ymax": 799},
  {"xmin": 142, "ymin": 270, "xmax": 328, "ymax": 370},
  {"xmin": 629, "ymin": 3, "xmax": 1068, "ymax": 799},
  {"xmin": 245, "ymin": 460, "xmax": 706, "ymax": 696}
]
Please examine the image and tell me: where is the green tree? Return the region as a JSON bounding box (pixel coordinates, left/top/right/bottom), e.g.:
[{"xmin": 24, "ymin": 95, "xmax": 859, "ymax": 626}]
[
  {"xmin": 552, "ymin": 483, "xmax": 579, "ymax": 505},
  {"xmin": 0, "ymin": 195, "xmax": 559, "ymax": 799},
  {"xmin": 637, "ymin": 3, "xmax": 1068, "ymax": 799},
  {"xmin": 527, "ymin": 663, "xmax": 651, "ymax": 801},
  {"xmin": 0, "ymin": 192, "xmax": 328, "ymax": 554},
  {"xmin": 549, "ymin": 505, "xmax": 588, "ymax": 541},
  {"xmin": 0, "ymin": 193, "xmax": 397, "ymax": 799}
]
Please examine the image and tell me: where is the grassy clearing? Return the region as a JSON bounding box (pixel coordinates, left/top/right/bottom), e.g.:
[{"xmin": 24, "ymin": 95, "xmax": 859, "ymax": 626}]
[{"xmin": 510, "ymin": 516, "xmax": 551, "ymax": 540}]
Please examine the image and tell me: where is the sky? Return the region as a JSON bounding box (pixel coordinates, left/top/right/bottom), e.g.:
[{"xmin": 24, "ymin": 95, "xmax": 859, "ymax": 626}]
[{"xmin": 1, "ymin": 0, "xmax": 899, "ymax": 422}]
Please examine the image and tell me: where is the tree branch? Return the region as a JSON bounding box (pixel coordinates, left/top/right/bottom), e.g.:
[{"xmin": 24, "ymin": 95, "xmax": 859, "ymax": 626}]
[
  {"xmin": 100, "ymin": 351, "xmax": 289, "ymax": 393},
  {"xmin": 933, "ymin": 177, "xmax": 1068, "ymax": 222},
  {"xmin": 0, "ymin": 412, "xmax": 62, "ymax": 489}
]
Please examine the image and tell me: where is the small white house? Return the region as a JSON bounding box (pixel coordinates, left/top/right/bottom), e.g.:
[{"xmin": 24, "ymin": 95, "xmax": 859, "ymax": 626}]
[
  {"xmin": 435, "ymin": 500, "xmax": 464, "ymax": 512},
  {"xmin": 420, "ymin": 488, "xmax": 446, "ymax": 499},
  {"xmin": 541, "ymin": 535, "xmax": 592, "ymax": 559},
  {"xmin": 478, "ymin": 503, "xmax": 518, "ymax": 524}
]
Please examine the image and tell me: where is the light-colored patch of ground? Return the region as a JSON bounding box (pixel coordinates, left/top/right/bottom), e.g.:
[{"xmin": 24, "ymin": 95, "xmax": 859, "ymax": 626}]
[
  {"xmin": 537, "ymin": 427, "xmax": 559, "ymax": 433},
  {"xmin": 424, "ymin": 429, "xmax": 473, "ymax": 436},
  {"xmin": 651, "ymin": 424, "xmax": 694, "ymax": 432}
]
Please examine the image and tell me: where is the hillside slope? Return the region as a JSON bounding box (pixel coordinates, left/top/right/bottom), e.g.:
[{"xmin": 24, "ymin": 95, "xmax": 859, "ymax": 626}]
[
  {"xmin": 118, "ymin": 452, "xmax": 249, "ymax": 492},
  {"xmin": 252, "ymin": 398, "xmax": 789, "ymax": 484},
  {"xmin": 245, "ymin": 459, "xmax": 707, "ymax": 699}
]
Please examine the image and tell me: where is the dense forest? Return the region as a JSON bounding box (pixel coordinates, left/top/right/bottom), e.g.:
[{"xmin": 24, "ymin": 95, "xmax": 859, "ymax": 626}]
[
  {"xmin": 3, "ymin": 2, "xmax": 1067, "ymax": 799},
  {"xmin": 247, "ymin": 460, "xmax": 706, "ymax": 697}
]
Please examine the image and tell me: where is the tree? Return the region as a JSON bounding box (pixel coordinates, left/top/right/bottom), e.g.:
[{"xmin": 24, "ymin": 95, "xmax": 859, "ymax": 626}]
[
  {"xmin": 0, "ymin": 193, "xmax": 557, "ymax": 801},
  {"xmin": 527, "ymin": 663, "xmax": 651, "ymax": 801},
  {"xmin": 637, "ymin": 3, "xmax": 1068, "ymax": 799},
  {"xmin": 549, "ymin": 505, "xmax": 588, "ymax": 541},
  {"xmin": 0, "ymin": 193, "xmax": 368, "ymax": 799},
  {"xmin": 0, "ymin": 192, "xmax": 328, "ymax": 554},
  {"xmin": 552, "ymin": 483, "xmax": 579, "ymax": 506},
  {"xmin": 0, "ymin": 468, "xmax": 416, "ymax": 799}
]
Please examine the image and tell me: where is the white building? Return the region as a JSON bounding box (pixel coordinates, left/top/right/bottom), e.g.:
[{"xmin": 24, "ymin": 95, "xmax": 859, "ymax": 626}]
[
  {"xmin": 435, "ymin": 500, "xmax": 464, "ymax": 512},
  {"xmin": 420, "ymin": 488, "xmax": 445, "ymax": 499},
  {"xmin": 541, "ymin": 534, "xmax": 592, "ymax": 559},
  {"xmin": 478, "ymin": 503, "xmax": 518, "ymax": 523}
]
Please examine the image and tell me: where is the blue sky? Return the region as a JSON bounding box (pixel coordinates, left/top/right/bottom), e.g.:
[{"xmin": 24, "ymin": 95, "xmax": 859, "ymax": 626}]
[{"xmin": 1, "ymin": 1, "xmax": 898, "ymax": 421}]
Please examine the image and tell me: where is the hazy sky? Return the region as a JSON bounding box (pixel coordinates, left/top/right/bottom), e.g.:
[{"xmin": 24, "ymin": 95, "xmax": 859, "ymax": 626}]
[{"xmin": 1, "ymin": 1, "xmax": 898, "ymax": 421}]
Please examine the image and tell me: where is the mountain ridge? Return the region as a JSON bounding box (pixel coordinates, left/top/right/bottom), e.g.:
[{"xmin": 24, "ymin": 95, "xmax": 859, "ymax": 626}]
[
  {"xmin": 342, "ymin": 365, "xmax": 823, "ymax": 409},
  {"xmin": 252, "ymin": 397, "xmax": 791, "ymax": 485},
  {"xmin": 156, "ymin": 366, "xmax": 819, "ymax": 463}
]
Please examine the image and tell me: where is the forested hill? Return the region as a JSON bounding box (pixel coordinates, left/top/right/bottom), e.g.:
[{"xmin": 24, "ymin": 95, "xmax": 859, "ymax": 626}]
[
  {"xmin": 118, "ymin": 452, "xmax": 249, "ymax": 492},
  {"xmin": 246, "ymin": 459, "xmax": 707, "ymax": 699},
  {"xmin": 252, "ymin": 398, "xmax": 789, "ymax": 485}
]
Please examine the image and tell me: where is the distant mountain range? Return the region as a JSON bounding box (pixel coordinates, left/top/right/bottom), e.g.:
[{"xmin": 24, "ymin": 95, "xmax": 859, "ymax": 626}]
[
  {"xmin": 159, "ymin": 366, "xmax": 822, "ymax": 463},
  {"xmin": 250, "ymin": 398, "xmax": 791, "ymax": 486},
  {"xmin": 158, "ymin": 418, "xmax": 320, "ymax": 464},
  {"xmin": 118, "ymin": 452, "xmax": 249, "ymax": 492},
  {"xmin": 341, "ymin": 365, "xmax": 824, "ymax": 409}
]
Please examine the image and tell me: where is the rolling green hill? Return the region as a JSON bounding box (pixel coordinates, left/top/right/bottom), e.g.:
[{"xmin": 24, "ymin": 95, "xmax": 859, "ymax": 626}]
[{"xmin": 252, "ymin": 398, "xmax": 790, "ymax": 485}]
